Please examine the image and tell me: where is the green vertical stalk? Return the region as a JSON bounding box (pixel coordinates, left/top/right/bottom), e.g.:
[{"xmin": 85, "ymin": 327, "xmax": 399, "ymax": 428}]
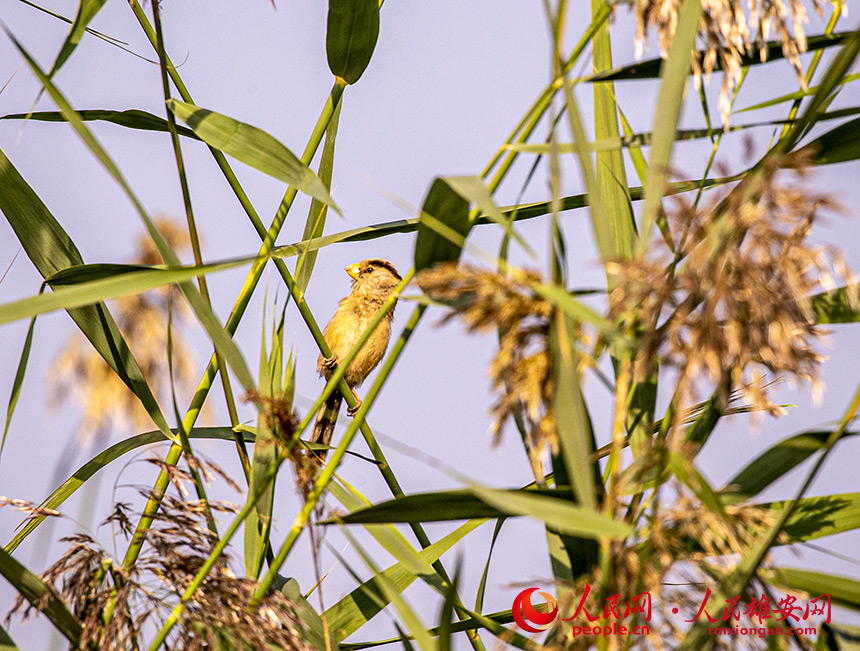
[
  {"xmin": 253, "ymin": 304, "xmax": 425, "ymax": 601},
  {"xmin": 120, "ymin": 83, "xmax": 343, "ymax": 570},
  {"xmin": 778, "ymin": 2, "xmax": 842, "ymax": 140},
  {"xmin": 590, "ymin": 0, "xmax": 636, "ymax": 263},
  {"xmin": 150, "ymin": 0, "xmax": 244, "ymax": 509}
]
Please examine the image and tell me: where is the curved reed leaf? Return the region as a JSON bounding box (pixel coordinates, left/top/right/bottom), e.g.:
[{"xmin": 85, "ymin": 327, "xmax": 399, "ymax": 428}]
[
  {"xmin": 639, "ymin": 0, "xmax": 701, "ymax": 249},
  {"xmin": 474, "ymin": 519, "xmax": 505, "ymax": 613},
  {"xmin": 414, "ymin": 178, "xmax": 472, "ymax": 272},
  {"xmin": 550, "ymin": 310, "xmax": 598, "ymax": 510},
  {"xmin": 48, "ymin": 0, "xmax": 107, "ymax": 75},
  {"xmin": 326, "ymin": 0, "xmax": 380, "ymax": 84},
  {"xmin": 585, "ymin": 32, "xmax": 854, "ymax": 82},
  {"xmin": 769, "ymin": 491, "xmax": 860, "ymax": 543},
  {"xmin": 278, "ymin": 577, "xmax": 339, "ymax": 651},
  {"xmin": 3, "ymin": 428, "xmax": 246, "ymax": 553},
  {"xmin": 0, "ymin": 547, "xmax": 82, "ymax": 646},
  {"xmin": 0, "ymin": 109, "xmax": 198, "ymax": 137},
  {"xmin": 329, "ymin": 488, "xmax": 567, "ymax": 524},
  {"xmin": 469, "ymin": 487, "xmax": 631, "ymax": 538},
  {"xmin": 802, "ymin": 116, "xmax": 860, "ymax": 166},
  {"xmin": 0, "ymin": 620, "xmax": 19, "ymax": 651},
  {"xmin": 1, "ymin": 311, "xmax": 36, "ymax": 463},
  {"xmin": 295, "ymin": 98, "xmax": 341, "ymax": 295},
  {"xmin": 0, "ymin": 259, "xmax": 253, "ymax": 325},
  {"xmin": 811, "ymin": 286, "xmax": 860, "ymax": 323},
  {"xmin": 722, "ymin": 430, "xmax": 860, "ymax": 504},
  {"xmin": 168, "ymin": 100, "xmax": 340, "ymax": 214},
  {"xmin": 324, "ymin": 520, "xmax": 484, "ymax": 643},
  {"xmin": 0, "ymin": 147, "xmax": 175, "ymax": 443},
  {"xmin": 738, "ymin": 71, "xmax": 860, "ymax": 113}
]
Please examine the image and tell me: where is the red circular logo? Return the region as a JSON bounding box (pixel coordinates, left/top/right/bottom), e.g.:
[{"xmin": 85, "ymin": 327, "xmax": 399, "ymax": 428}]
[{"xmin": 512, "ymin": 588, "xmax": 558, "ymax": 633}]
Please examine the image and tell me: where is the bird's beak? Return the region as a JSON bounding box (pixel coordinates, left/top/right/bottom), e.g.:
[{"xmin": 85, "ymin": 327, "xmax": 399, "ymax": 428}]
[{"xmin": 345, "ymin": 263, "xmax": 361, "ymax": 280}]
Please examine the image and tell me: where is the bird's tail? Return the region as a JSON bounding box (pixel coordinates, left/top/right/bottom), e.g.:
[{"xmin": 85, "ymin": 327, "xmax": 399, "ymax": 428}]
[{"xmin": 309, "ymin": 390, "xmax": 342, "ymax": 461}]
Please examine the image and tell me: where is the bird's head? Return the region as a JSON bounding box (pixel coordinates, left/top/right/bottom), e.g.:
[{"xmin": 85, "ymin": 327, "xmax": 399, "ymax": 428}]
[{"xmin": 345, "ymin": 259, "xmax": 402, "ymax": 299}]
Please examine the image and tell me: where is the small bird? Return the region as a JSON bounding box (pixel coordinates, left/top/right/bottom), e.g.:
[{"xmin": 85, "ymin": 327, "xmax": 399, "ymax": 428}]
[{"xmin": 310, "ymin": 258, "xmax": 402, "ymax": 460}]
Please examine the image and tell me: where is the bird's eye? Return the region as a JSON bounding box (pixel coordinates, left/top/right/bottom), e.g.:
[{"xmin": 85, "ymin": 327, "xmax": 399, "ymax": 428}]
[{"xmin": 366, "ymin": 266, "xmax": 373, "ymax": 273}]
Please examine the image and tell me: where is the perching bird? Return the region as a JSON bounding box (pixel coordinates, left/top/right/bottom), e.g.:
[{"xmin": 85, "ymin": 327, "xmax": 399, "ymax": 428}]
[{"xmin": 310, "ymin": 259, "xmax": 402, "ymax": 460}]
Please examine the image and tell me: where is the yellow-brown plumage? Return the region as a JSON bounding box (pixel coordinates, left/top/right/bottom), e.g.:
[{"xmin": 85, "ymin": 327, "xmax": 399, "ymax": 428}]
[{"xmin": 310, "ymin": 259, "xmax": 401, "ymax": 460}]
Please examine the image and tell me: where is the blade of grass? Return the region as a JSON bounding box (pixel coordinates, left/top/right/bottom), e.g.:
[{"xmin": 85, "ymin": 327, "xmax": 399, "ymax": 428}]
[
  {"xmin": 810, "ymin": 286, "xmax": 860, "ymax": 323},
  {"xmin": 0, "ymin": 109, "xmax": 198, "ymax": 137},
  {"xmin": 467, "ymin": 487, "xmax": 631, "ymax": 539},
  {"xmin": 295, "ymin": 97, "xmax": 342, "ymax": 295},
  {"xmin": 5, "ymin": 27, "xmax": 258, "ymax": 393},
  {"xmin": 47, "ymin": 0, "xmax": 107, "ymax": 76},
  {"xmin": 414, "ymin": 178, "xmax": 472, "ymax": 272},
  {"xmin": 326, "ymin": 0, "xmax": 380, "ymax": 85},
  {"xmin": 0, "ymin": 146, "xmax": 176, "ymax": 444},
  {"xmin": 474, "ymin": 519, "xmax": 505, "ymax": 614},
  {"xmin": 168, "ymin": 100, "xmax": 340, "ymax": 214},
  {"xmin": 743, "ymin": 71, "xmax": 860, "ymax": 113},
  {"xmin": 3, "ymin": 427, "xmax": 248, "ymax": 553},
  {"xmin": 0, "ymin": 620, "xmax": 19, "ymax": 651},
  {"xmin": 550, "ymin": 308, "xmax": 598, "ymax": 510},
  {"xmin": 0, "ymin": 258, "xmax": 260, "ymax": 325},
  {"xmin": 1, "ymin": 307, "xmax": 36, "ymax": 463},
  {"xmin": 585, "ymin": 31, "xmax": 854, "ymax": 82},
  {"xmin": 244, "ymin": 310, "xmax": 286, "ymax": 579},
  {"xmin": 328, "ymin": 488, "xmax": 570, "ymax": 524},
  {"xmin": 721, "ymin": 430, "xmax": 859, "ymax": 503},
  {"xmin": 590, "ymin": 0, "xmax": 637, "ymax": 259},
  {"xmin": 639, "ymin": 0, "xmax": 702, "ymax": 251},
  {"xmin": 323, "ymin": 520, "xmax": 484, "ymax": 643},
  {"xmin": 338, "ymin": 528, "xmax": 437, "ymax": 651},
  {"xmin": 0, "ymin": 547, "xmax": 82, "ymax": 646},
  {"xmin": 765, "ymin": 491, "xmax": 860, "ymax": 544},
  {"xmin": 679, "ymin": 377, "xmax": 860, "ymax": 649}
]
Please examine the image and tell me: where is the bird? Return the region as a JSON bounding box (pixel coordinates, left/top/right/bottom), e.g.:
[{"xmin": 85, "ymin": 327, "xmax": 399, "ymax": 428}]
[{"xmin": 309, "ymin": 258, "xmax": 402, "ymax": 461}]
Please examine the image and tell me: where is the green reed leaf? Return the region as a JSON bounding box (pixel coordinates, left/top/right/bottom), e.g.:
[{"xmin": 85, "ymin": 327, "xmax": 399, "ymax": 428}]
[
  {"xmin": 168, "ymin": 100, "xmax": 340, "ymax": 214},
  {"xmin": 326, "ymin": 0, "xmax": 380, "ymax": 84}
]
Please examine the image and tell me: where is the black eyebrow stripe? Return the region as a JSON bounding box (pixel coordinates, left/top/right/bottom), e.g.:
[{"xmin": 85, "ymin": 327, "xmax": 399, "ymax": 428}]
[{"xmin": 365, "ymin": 259, "xmax": 401, "ymax": 280}]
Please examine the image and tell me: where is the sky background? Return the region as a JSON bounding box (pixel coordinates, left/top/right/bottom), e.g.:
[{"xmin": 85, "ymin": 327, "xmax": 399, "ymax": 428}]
[{"xmin": 1, "ymin": 1, "xmax": 859, "ymax": 648}]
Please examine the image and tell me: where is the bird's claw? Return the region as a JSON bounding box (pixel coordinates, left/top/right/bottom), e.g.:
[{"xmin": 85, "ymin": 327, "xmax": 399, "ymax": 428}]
[
  {"xmin": 322, "ymin": 355, "xmax": 337, "ymax": 370},
  {"xmin": 347, "ymin": 397, "xmax": 362, "ymax": 417}
]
